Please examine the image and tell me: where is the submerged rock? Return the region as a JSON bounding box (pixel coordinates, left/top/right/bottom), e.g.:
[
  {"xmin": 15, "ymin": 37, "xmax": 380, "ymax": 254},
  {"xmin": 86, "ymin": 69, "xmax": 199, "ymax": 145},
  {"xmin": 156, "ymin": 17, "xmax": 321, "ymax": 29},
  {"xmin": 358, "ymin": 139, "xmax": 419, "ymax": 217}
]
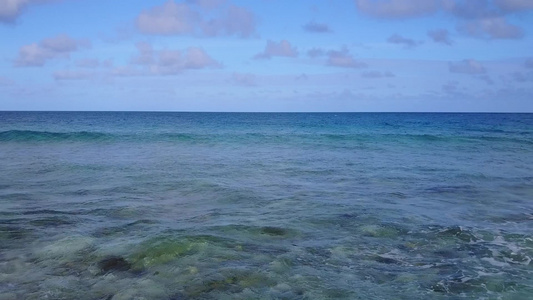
[
  {"xmin": 373, "ymin": 255, "xmax": 401, "ymax": 265},
  {"xmin": 433, "ymin": 249, "xmax": 462, "ymax": 259},
  {"xmin": 35, "ymin": 235, "xmax": 94, "ymax": 260},
  {"xmin": 98, "ymin": 256, "xmax": 132, "ymax": 273},
  {"xmin": 358, "ymin": 224, "xmax": 406, "ymax": 238},
  {"xmin": 339, "ymin": 213, "xmax": 357, "ymax": 219},
  {"xmin": 184, "ymin": 270, "xmax": 275, "ymax": 297},
  {"xmin": 110, "ymin": 278, "xmax": 168, "ymax": 300},
  {"xmin": 261, "ymin": 226, "xmax": 289, "ymax": 236},
  {"xmin": 129, "ymin": 236, "xmax": 206, "ymax": 269},
  {"xmin": 185, "ymin": 276, "xmax": 242, "ymax": 296},
  {"xmin": 437, "ymin": 226, "xmax": 478, "ymax": 242},
  {"xmin": 431, "ymin": 278, "xmax": 487, "ymax": 295}
]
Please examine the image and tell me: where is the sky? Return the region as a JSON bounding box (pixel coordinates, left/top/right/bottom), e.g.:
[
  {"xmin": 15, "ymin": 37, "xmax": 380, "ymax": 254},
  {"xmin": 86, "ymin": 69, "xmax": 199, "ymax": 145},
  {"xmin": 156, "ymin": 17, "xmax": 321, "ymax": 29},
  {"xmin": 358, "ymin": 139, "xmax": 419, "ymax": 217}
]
[{"xmin": 0, "ymin": 0, "xmax": 532, "ymax": 112}]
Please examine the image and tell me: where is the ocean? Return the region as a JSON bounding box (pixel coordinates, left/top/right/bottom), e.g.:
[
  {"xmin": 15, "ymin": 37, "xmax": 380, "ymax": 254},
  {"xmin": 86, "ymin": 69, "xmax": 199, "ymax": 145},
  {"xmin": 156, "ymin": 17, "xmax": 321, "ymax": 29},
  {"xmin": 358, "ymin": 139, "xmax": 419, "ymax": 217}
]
[{"xmin": 0, "ymin": 111, "xmax": 532, "ymax": 299}]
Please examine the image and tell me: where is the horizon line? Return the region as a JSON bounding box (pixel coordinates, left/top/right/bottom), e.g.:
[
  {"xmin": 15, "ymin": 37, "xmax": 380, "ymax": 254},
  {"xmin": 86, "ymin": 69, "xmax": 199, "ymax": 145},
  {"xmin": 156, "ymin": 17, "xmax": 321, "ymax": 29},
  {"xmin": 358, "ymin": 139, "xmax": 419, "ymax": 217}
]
[{"xmin": 0, "ymin": 110, "xmax": 532, "ymax": 114}]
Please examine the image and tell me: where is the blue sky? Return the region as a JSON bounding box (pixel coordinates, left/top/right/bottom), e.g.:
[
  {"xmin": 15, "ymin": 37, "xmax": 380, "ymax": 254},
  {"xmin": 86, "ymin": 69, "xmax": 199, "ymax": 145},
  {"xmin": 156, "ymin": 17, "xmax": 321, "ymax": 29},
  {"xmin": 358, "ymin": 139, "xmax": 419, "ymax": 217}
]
[{"xmin": 1, "ymin": 0, "xmax": 532, "ymax": 112}]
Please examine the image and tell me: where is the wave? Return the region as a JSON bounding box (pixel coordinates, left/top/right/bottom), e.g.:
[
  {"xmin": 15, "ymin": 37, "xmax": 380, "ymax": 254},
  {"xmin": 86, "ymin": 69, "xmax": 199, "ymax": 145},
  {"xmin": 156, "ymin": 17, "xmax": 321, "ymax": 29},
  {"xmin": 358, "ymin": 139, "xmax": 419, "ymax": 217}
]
[
  {"xmin": 0, "ymin": 130, "xmax": 112, "ymax": 142},
  {"xmin": 1, "ymin": 129, "xmax": 531, "ymax": 146},
  {"xmin": 0, "ymin": 130, "xmax": 215, "ymax": 143}
]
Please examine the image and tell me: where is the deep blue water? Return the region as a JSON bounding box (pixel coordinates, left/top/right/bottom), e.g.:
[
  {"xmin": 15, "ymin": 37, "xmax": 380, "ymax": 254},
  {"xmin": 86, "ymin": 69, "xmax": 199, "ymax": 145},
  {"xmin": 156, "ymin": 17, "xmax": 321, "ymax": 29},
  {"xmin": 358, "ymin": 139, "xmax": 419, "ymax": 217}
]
[{"xmin": 0, "ymin": 112, "xmax": 532, "ymax": 299}]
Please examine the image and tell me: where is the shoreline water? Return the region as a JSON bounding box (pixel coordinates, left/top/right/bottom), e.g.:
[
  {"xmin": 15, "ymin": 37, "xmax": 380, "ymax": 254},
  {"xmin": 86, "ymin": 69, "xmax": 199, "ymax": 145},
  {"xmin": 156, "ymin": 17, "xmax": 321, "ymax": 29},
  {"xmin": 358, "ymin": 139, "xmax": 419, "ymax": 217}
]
[{"xmin": 1, "ymin": 112, "xmax": 532, "ymax": 299}]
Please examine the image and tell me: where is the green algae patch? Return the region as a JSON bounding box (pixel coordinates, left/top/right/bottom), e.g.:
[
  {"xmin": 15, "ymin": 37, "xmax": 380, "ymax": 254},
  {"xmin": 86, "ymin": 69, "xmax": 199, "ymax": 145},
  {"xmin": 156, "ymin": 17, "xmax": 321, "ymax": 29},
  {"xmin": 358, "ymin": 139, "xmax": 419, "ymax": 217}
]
[
  {"xmin": 129, "ymin": 236, "xmax": 204, "ymax": 269},
  {"xmin": 184, "ymin": 270, "xmax": 276, "ymax": 297},
  {"xmin": 214, "ymin": 224, "xmax": 300, "ymax": 240},
  {"xmin": 238, "ymin": 272, "xmax": 275, "ymax": 288},
  {"xmin": 185, "ymin": 277, "xmax": 240, "ymax": 297},
  {"xmin": 129, "ymin": 234, "xmax": 237, "ymax": 270}
]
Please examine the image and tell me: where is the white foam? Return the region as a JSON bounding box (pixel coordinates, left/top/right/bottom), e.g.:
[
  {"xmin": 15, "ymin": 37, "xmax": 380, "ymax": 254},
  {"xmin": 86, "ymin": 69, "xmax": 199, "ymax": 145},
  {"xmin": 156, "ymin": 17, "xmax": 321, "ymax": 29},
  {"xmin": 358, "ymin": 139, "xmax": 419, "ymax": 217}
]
[
  {"xmin": 481, "ymin": 257, "xmax": 509, "ymax": 268},
  {"xmin": 503, "ymin": 255, "xmax": 531, "ymax": 266},
  {"xmin": 34, "ymin": 235, "xmax": 94, "ymax": 260},
  {"xmin": 491, "ymin": 235, "xmax": 521, "ymax": 253}
]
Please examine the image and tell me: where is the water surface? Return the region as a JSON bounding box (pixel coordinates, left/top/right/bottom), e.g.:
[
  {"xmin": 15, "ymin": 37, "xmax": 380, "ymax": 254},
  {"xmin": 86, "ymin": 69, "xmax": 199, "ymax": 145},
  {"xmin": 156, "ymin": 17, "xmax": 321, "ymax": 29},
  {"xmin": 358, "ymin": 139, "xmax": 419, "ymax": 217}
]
[{"xmin": 0, "ymin": 112, "xmax": 532, "ymax": 299}]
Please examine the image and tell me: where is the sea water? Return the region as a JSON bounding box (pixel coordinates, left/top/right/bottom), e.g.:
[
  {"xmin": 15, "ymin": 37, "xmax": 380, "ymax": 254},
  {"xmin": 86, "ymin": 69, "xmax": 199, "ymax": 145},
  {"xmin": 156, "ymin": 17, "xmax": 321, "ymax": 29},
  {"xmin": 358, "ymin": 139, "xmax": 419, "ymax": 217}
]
[{"xmin": 0, "ymin": 112, "xmax": 532, "ymax": 299}]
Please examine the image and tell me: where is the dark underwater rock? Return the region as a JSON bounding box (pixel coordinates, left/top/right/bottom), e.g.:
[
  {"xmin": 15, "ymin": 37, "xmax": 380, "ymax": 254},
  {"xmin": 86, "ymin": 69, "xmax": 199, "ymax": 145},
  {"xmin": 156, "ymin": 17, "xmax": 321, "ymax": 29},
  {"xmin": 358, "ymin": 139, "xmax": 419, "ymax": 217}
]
[
  {"xmin": 168, "ymin": 292, "xmax": 188, "ymax": 300},
  {"xmin": 261, "ymin": 226, "xmax": 288, "ymax": 236},
  {"xmin": 373, "ymin": 255, "xmax": 401, "ymax": 265},
  {"xmin": 437, "ymin": 226, "xmax": 478, "ymax": 242},
  {"xmin": 433, "ymin": 249, "xmax": 461, "ymax": 259},
  {"xmin": 98, "ymin": 256, "xmax": 132, "ymax": 273},
  {"xmin": 339, "ymin": 213, "xmax": 358, "ymax": 219}
]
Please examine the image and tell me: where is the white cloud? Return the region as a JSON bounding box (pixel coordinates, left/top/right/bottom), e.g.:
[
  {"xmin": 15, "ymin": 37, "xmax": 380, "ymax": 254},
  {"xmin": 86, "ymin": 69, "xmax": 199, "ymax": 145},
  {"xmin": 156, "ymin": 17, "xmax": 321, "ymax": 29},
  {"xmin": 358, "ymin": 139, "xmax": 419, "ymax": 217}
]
[
  {"xmin": 307, "ymin": 47, "xmax": 325, "ymax": 58},
  {"xmin": 254, "ymin": 40, "xmax": 298, "ymax": 59},
  {"xmin": 442, "ymin": 81, "xmax": 462, "ymax": 95},
  {"xmin": 223, "ymin": 5, "xmax": 255, "ymax": 37},
  {"xmin": 14, "ymin": 43, "xmax": 52, "ymax": 67},
  {"xmin": 354, "ymin": 0, "xmax": 441, "ymax": 18},
  {"xmin": 130, "ymin": 42, "xmax": 220, "ymax": 75},
  {"xmin": 0, "ymin": 0, "xmax": 59, "ymax": 23},
  {"xmin": 231, "ymin": 72, "xmax": 257, "ymax": 87},
  {"xmin": 110, "ymin": 66, "xmax": 143, "ymax": 77},
  {"xmin": 387, "ymin": 34, "xmax": 420, "ymax": 48},
  {"xmin": 361, "ymin": 71, "xmax": 395, "ymax": 78},
  {"xmin": 449, "ymin": 59, "xmax": 487, "ymax": 74},
  {"xmin": 53, "ymin": 70, "xmax": 94, "ymax": 80},
  {"xmin": 525, "ymin": 59, "xmax": 533, "ymax": 69},
  {"xmin": 131, "ymin": 41, "xmax": 155, "ymax": 65},
  {"xmin": 355, "ymin": 0, "xmax": 527, "ymax": 41},
  {"xmin": 137, "ymin": 1, "xmax": 199, "ymax": 35},
  {"xmin": 446, "ymin": 0, "xmax": 498, "ymax": 19},
  {"xmin": 42, "ymin": 34, "xmax": 87, "ymax": 52},
  {"xmin": 136, "ymin": 0, "xmax": 256, "ymax": 38},
  {"xmin": 511, "ymin": 71, "xmax": 533, "ymax": 82},
  {"xmin": 326, "ymin": 47, "xmax": 367, "ymax": 68},
  {"xmin": 476, "ymin": 74, "xmax": 494, "ymax": 85},
  {"xmin": 55, "ymin": 42, "xmax": 221, "ymax": 80},
  {"xmin": 0, "ymin": 75, "xmax": 15, "ymax": 86},
  {"xmin": 183, "ymin": 47, "xmax": 220, "ymax": 69},
  {"xmin": 303, "ymin": 21, "xmax": 331, "ymax": 33},
  {"xmin": 428, "ymin": 29, "xmax": 453, "ymax": 45},
  {"xmin": 458, "ymin": 17, "xmax": 523, "ymax": 39},
  {"xmin": 0, "ymin": 0, "xmax": 28, "ymax": 23},
  {"xmin": 76, "ymin": 58, "xmax": 100, "ymax": 68},
  {"xmin": 187, "ymin": 0, "xmax": 225, "ymax": 9},
  {"xmin": 296, "ymin": 73, "xmax": 309, "ymax": 81},
  {"xmin": 201, "ymin": 5, "xmax": 255, "ymax": 37},
  {"xmin": 494, "ymin": 0, "xmax": 533, "ymax": 12},
  {"xmin": 14, "ymin": 34, "xmax": 89, "ymax": 67}
]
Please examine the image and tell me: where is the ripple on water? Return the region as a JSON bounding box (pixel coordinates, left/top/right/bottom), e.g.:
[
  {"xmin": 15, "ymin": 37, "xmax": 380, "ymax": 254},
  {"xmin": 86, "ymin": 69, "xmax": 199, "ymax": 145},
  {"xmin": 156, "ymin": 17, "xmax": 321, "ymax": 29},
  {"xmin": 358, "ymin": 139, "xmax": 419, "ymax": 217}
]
[
  {"xmin": 212, "ymin": 224, "xmax": 300, "ymax": 241},
  {"xmin": 359, "ymin": 224, "xmax": 407, "ymax": 239},
  {"xmin": 92, "ymin": 219, "xmax": 159, "ymax": 238},
  {"xmin": 0, "ymin": 225, "xmax": 34, "ymax": 242},
  {"xmin": 28, "ymin": 216, "xmax": 76, "ymax": 227},
  {"xmin": 0, "ymin": 222, "xmax": 531, "ymax": 299}
]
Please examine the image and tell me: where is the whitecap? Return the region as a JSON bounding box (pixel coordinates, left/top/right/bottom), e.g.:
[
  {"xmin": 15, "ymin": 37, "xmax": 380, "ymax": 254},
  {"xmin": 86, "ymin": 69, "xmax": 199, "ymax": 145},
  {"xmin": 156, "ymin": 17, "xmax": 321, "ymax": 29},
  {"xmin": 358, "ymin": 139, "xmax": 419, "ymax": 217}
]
[{"xmin": 481, "ymin": 257, "xmax": 510, "ymax": 268}]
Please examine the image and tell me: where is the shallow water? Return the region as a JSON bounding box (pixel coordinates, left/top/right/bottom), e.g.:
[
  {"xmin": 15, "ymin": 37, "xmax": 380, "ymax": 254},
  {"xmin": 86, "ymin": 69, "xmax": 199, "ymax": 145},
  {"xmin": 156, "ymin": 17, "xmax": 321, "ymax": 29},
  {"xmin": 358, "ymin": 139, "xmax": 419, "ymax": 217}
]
[{"xmin": 0, "ymin": 112, "xmax": 532, "ymax": 299}]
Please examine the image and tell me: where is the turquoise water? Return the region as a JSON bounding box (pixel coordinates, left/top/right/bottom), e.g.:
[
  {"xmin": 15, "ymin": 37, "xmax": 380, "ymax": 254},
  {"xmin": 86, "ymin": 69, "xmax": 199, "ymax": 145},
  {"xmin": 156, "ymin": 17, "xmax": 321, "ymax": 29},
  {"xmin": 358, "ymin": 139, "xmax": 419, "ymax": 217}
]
[{"xmin": 0, "ymin": 112, "xmax": 532, "ymax": 299}]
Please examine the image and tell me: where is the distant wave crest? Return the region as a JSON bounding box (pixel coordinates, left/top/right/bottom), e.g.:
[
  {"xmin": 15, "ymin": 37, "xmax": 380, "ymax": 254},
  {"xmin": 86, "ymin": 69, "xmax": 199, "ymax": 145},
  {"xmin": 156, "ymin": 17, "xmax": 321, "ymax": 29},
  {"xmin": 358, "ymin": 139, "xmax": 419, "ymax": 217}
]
[
  {"xmin": 0, "ymin": 130, "xmax": 530, "ymax": 146},
  {"xmin": 0, "ymin": 130, "xmax": 112, "ymax": 142}
]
